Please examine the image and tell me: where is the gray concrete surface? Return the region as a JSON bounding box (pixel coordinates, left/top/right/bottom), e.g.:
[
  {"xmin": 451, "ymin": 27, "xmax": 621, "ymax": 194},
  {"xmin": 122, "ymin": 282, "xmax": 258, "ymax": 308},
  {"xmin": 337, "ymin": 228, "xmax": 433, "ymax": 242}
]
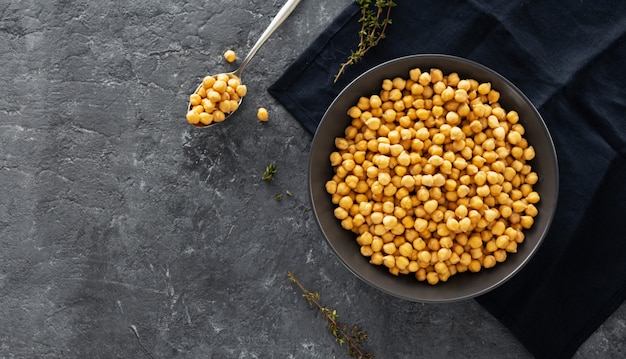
[{"xmin": 0, "ymin": 0, "xmax": 624, "ymax": 358}]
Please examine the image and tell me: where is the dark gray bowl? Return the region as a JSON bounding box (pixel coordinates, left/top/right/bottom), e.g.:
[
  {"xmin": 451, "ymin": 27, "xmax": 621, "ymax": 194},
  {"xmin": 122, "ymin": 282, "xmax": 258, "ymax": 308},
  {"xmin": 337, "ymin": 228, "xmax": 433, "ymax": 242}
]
[{"xmin": 309, "ymin": 54, "xmax": 558, "ymax": 303}]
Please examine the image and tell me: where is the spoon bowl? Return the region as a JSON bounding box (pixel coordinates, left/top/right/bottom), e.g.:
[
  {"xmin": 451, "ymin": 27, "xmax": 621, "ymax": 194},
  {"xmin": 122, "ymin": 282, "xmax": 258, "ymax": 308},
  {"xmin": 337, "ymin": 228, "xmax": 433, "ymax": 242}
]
[{"xmin": 186, "ymin": 0, "xmax": 302, "ymax": 128}]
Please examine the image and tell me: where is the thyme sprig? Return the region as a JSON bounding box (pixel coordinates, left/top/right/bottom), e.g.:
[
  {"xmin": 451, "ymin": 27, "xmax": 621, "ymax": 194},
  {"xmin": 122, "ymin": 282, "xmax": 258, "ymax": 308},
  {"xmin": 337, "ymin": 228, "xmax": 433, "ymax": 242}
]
[
  {"xmin": 287, "ymin": 272, "xmax": 374, "ymax": 359},
  {"xmin": 334, "ymin": 0, "xmax": 396, "ymax": 83},
  {"xmin": 262, "ymin": 163, "xmax": 277, "ymax": 182}
]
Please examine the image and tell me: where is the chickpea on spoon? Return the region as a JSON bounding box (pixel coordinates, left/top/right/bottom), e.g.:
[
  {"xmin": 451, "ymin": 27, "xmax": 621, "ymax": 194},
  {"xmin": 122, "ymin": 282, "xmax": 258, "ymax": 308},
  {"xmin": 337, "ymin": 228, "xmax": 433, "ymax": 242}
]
[{"xmin": 186, "ymin": 0, "xmax": 302, "ymax": 128}]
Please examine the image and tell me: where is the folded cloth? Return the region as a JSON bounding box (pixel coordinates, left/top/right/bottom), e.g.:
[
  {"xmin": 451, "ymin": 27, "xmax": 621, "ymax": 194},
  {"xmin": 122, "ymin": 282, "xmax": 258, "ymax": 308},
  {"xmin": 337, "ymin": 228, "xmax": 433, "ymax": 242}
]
[{"xmin": 269, "ymin": 1, "xmax": 626, "ymax": 358}]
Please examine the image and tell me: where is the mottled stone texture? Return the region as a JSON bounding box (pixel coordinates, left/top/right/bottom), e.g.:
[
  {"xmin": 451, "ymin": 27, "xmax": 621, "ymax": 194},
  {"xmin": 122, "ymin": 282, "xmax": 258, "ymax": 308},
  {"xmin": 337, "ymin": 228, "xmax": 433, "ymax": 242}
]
[{"xmin": 0, "ymin": 1, "xmax": 623, "ymax": 358}]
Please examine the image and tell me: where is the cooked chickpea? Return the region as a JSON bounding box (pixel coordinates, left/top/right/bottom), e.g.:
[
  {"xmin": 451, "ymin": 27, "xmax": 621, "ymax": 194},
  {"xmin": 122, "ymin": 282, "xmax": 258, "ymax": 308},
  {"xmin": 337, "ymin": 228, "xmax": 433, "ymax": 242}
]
[
  {"xmin": 483, "ymin": 255, "xmax": 497, "ymax": 269},
  {"xmin": 212, "ymin": 80, "xmax": 227, "ymax": 93},
  {"xmin": 187, "ymin": 73, "xmax": 247, "ymax": 127},
  {"xmin": 454, "ymin": 89, "xmax": 468, "ymax": 103},
  {"xmin": 523, "ymin": 146, "xmax": 536, "ymax": 160},
  {"xmin": 477, "ymin": 82, "xmax": 491, "ymax": 95},
  {"xmin": 494, "ymin": 249, "xmax": 507, "ymax": 262},
  {"xmin": 256, "ymin": 107, "xmax": 269, "ymax": 122},
  {"xmin": 398, "ymin": 242, "xmax": 413, "ymax": 257},
  {"xmin": 213, "ymin": 110, "xmax": 226, "ymax": 123},
  {"xmin": 426, "ymin": 271, "xmax": 439, "ymax": 285},
  {"xmin": 326, "ymin": 67, "xmax": 540, "ymax": 284},
  {"xmin": 223, "ymin": 49, "xmax": 237, "ymax": 62},
  {"xmin": 370, "ymin": 252, "xmax": 384, "ymax": 265},
  {"xmin": 382, "ymin": 255, "xmax": 396, "ymax": 269},
  {"xmin": 468, "ymin": 260, "xmax": 482, "ymax": 273},
  {"xmin": 520, "ymin": 215, "xmax": 534, "ymax": 229}
]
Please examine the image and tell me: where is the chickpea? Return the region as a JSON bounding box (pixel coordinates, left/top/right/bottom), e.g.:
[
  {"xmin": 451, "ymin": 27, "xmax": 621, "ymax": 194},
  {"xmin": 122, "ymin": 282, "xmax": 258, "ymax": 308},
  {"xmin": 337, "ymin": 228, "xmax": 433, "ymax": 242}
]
[
  {"xmin": 395, "ymin": 256, "xmax": 409, "ymax": 270},
  {"xmin": 525, "ymin": 203, "xmax": 538, "ymax": 217},
  {"xmin": 213, "ymin": 110, "xmax": 226, "ymax": 123},
  {"xmin": 468, "ymin": 260, "xmax": 482, "ymax": 273},
  {"xmin": 257, "ymin": 107, "xmax": 269, "ymax": 122},
  {"xmin": 383, "ymin": 242, "xmax": 397, "ymax": 255},
  {"xmin": 494, "ymin": 249, "xmax": 507, "ymax": 262},
  {"xmin": 478, "ymin": 82, "xmax": 491, "ymax": 95},
  {"xmin": 506, "ymin": 241, "xmax": 518, "ymax": 253},
  {"xmin": 488, "ymin": 89, "xmax": 500, "ymax": 103},
  {"xmin": 454, "ymin": 89, "xmax": 468, "ymax": 103},
  {"xmin": 486, "ymin": 240, "xmax": 498, "ymax": 253},
  {"xmin": 521, "ymin": 215, "xmax": 534, "ymax": 229},
  {"xmin": 426, "ymin": 271, "xmax": 439, "ymax": 285},
  {"xmin": 527, "ymin": 191, "xmax": 540, "ymax": 204},
  {"xmin": 327, "ymin": 67, "xmax": 540, "ymax": 284},
  {"xmin": 383, "ymin": 255, "xmax": 396, "ymax": 268},
  {"xmin": 483, "ymin": 255, "xmax": 497, "ymax": 269},
  {"xmin": 370, "ymin": 252, "xmax": 384, "ymax": 265},
  {"xmin": 397, "ymin": 242, "xmax": 413, "ymax": 257},
  {"xmin": 383, "ymin": 215, "xmax": 398, "ymax": 230}
]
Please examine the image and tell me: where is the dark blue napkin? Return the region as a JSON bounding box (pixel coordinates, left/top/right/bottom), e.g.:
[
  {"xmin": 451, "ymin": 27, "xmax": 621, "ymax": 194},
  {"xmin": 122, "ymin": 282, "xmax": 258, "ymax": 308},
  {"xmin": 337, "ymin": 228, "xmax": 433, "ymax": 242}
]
[{"xmin": 269, "ymin": 1, "xmax": 626, "ymax": 358}]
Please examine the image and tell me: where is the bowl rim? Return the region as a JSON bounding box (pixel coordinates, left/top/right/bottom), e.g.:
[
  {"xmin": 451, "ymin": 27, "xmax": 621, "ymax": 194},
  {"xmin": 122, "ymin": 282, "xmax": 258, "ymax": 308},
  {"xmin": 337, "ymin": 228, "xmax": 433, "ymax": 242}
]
[{"xmin": 309, "ymin": 53, "xmax": 559, "ymax": 303}]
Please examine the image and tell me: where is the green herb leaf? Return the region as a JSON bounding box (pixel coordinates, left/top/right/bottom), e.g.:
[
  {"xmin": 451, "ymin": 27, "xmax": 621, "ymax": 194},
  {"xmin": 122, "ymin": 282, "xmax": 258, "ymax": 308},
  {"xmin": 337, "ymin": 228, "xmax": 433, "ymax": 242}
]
[{"xmin": 262, "ymin": 163, "xmax": 277, "ymax": 182}]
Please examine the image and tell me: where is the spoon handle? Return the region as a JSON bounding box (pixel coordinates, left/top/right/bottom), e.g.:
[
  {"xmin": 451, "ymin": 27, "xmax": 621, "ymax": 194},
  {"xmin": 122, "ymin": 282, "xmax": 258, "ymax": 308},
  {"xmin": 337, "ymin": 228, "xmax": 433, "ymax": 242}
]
[{"xmin": 235, "ymin": 0, "xmax": 303, "ymax": 77}]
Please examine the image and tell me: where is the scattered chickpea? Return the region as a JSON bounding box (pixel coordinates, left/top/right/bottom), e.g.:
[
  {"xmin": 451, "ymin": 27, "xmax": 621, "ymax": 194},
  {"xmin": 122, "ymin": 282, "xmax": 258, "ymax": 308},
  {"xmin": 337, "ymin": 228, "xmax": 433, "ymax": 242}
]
[
  {"xmin": 325, "ymin": 67, "xmax": 541, "ymax": 284},
  {"xmin": 223, "ymin": 49, "xmax": 237, "ymax": 63},
  {"xmin": 257, "ymin": 107, "xmax": 269, "ymax": 122}
]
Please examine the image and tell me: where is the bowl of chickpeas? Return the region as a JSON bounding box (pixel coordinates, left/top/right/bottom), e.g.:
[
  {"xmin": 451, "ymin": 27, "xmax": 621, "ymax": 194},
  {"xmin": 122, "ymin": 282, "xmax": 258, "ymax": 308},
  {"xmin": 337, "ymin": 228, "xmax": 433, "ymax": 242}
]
[{"xmin": 309, "ymin": 54, "xmax": 558, "ymax": 302}]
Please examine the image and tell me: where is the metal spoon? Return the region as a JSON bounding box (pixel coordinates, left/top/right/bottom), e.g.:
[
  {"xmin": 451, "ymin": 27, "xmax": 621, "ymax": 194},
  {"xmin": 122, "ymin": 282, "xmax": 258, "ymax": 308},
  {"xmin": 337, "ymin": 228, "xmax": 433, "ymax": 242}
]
[{"xmin": 187, "ymin": 0, "xmax": 303, "ymax": 128}]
